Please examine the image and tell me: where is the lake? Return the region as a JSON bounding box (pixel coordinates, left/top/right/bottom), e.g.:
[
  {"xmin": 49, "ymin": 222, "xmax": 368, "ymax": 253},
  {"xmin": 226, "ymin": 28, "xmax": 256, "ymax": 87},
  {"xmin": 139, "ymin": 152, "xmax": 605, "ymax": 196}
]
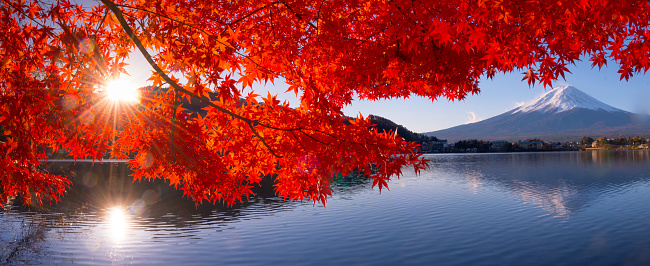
[{"xmin": 2, "ymin": 151, "xmax": 650, "ymax": 265}]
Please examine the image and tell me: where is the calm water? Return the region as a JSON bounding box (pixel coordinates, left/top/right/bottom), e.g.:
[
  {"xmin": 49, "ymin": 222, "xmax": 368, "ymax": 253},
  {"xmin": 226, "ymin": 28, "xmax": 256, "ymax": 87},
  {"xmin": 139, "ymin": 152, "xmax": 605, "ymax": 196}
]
[{"xmin": 3, "ymin": 151, "xmax": 650, "ymax": 265}]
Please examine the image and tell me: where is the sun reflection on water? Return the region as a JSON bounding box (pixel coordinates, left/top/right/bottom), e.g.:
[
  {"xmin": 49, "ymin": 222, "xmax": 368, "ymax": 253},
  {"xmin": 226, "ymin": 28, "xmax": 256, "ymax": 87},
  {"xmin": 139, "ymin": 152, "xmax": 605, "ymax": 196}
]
[{"xmin": 107, "ymin": 207, "xmax": 129, "ymax": 243}]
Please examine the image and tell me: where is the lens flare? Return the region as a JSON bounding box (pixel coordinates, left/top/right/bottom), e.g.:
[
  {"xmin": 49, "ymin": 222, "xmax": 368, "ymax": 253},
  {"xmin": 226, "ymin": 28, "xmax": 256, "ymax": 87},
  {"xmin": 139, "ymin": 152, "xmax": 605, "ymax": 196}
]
[{"xmin": 104, "ymin": 79, "xmax": 140, "ymax": 103}]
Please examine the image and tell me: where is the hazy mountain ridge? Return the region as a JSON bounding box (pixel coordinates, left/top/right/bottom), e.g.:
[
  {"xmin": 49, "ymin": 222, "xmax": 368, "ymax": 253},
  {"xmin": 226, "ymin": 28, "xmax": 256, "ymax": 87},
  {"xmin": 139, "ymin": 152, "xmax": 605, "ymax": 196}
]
[
  {"xmin": 423, "ymin": 86, "xmax": 650, "ymax": 142},
  {"xmin": 369, "ymin": 115, "xmax": 437, "ymax": 143}
]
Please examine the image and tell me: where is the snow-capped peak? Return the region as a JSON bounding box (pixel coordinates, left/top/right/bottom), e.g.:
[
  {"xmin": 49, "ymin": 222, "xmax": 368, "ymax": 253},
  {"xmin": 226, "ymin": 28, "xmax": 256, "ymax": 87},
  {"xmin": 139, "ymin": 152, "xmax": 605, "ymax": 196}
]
[{"xmin": 512, "ymin": 85, "xmax": 624, "ymax": 114}]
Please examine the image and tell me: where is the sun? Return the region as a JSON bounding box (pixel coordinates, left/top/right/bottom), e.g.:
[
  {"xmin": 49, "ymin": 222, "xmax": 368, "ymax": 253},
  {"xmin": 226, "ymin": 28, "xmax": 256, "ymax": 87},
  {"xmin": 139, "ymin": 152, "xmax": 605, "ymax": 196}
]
[{"xmin": 104, "ymin": 79, "xmax": 140, "ymax": 103}]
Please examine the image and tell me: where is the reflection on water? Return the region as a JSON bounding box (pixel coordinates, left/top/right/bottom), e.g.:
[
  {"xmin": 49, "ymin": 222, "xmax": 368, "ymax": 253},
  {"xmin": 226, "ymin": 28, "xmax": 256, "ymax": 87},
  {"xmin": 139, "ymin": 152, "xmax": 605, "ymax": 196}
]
[
  {"xmin": 464, "ymin": 170, "xmax": 483, "ymax": 194},
  {"xmin": 108, "ymin": 207, "xmax": 128, "ymax": 243},
  {"xmin": 518, "ymin": 182, "xmax": 578, "ymax": 218},
  {"xmin": 2, "ymin": 151, "xmax": 650, "ymax": 265},
  {"xmin": 427, "ymin": 151, "xmax": 650, "ymax": 219}
]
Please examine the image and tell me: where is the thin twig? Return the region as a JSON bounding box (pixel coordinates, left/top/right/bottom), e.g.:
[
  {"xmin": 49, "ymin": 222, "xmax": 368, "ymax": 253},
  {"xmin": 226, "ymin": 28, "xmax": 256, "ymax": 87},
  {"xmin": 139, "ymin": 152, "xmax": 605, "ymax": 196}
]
[{"xmin": 171, "ymin": 89, "xmax": 178, "ymax": 161}]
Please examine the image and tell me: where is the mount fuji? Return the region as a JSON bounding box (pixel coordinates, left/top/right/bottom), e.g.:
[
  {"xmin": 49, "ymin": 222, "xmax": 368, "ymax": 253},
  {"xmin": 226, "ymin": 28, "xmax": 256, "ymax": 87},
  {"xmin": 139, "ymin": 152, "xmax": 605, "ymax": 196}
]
[{"xmin": 423, "ymin": 85, "xmax": 650, "ymax": 142}]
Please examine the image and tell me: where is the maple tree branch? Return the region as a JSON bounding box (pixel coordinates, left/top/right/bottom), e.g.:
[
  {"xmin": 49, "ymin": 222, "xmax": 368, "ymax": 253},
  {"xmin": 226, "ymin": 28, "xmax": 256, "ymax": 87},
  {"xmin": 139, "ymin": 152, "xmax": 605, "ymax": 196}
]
[
  {"xmin": 3, "ymin": 0, "xmax": 113, "ymax": 98},
  {"xmin": 1, "ymin": 0, "xmax": 62, "ymax": 43},
  {"xmin": 353, "ymin": 28, "xmax": 389, "ymax": 47},
  {"xmin": 102, "ymin": 0, "xmax": 382, "ymax": 159},
  {"xmin": 289, "ymin": 131, "xmax": 308, "ymax": 152},
  {"xmin": 171, "ymin": 89, "xmax": 178, "ymax": 161},
  {"xmin": 248, "ymin": 123, "xmax": 282, "ymax": 158},
  {"xmin": 228, "ymin": 1, "xmax": 280, "ymax": 27},
  {"xmin": 316, "ymin": 0, "xmax": 325, "ymax": 34},
  {"xmin": 418, "ymin": 0, "xmax": 442, "ymax": 16},
  {"xmin": 277, "ymin": 1, "xmax": 318, "ymax": 30},
  {"xmin": 102, "ymin": 0, "xmax": 246, "ymax": 120},
  {"xmin": 115, "ymin": 2, "xmax": 304, "ymax": 134},
  {"xmin": 298, "ymin": 129, "xmax": 329, "ymax": 146},
  {"xmin": 115, "ymin": 3, "xmax": 282, "ymax": 79},
  {"xmin": 245, "ymin": 141, "xmax": 261, "ymax": 173},
  {"xmin": 299, "ymin": 128, "xmax": 365, "ymax": 146},
  {"xmin": 390, "ymin": 1, "xmax": 411, "ymax": 22},
  {"xmin": 102, "ymin": 0, "xmax": 287, "ymax": 158},
  {"xmin": 64, "ymin": 10, "xmax": 111, "ymax": 92},
  {"xmin": 115, "ymin": 4, "xmax": 227, "ymax": 26}
]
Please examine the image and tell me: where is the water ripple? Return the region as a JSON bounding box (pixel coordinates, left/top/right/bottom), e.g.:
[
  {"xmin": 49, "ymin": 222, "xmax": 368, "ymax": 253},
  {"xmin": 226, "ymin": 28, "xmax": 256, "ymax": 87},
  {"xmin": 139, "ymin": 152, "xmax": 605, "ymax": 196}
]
[{"xmin": 3, "ymin": 151, "xmax": 650, "ymax": 265}]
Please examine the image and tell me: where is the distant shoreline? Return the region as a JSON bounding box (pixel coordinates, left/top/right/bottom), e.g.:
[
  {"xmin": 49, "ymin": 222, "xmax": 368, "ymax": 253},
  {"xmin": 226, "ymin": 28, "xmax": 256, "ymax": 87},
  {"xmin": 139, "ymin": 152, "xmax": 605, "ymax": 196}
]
[{"xmin": 424, "ymin": 147, "xmax": 649, "ymax": 154}]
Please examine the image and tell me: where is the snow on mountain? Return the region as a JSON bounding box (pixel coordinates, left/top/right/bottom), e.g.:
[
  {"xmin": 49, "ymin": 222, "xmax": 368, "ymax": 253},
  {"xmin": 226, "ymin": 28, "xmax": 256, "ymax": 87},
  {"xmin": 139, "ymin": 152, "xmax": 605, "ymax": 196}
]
[
  {"xmin": 423, "ymin": 85, "xmax": 650, "ymax": 142},
  {"xmin": 511, "ymin": 85, "xmax": 625, "ymax": 114}
]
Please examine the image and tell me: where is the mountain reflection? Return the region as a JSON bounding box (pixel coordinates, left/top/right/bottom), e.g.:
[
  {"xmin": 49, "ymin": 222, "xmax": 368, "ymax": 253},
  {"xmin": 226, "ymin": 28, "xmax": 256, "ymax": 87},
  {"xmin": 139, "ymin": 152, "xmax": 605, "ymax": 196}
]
[
  {"xmin": 427, "ymin": 151, "xmax": 650, "ymax": 218},
  {"xmin": 513, "ymin": 181, "xmax": 578, "ymax": 218}
]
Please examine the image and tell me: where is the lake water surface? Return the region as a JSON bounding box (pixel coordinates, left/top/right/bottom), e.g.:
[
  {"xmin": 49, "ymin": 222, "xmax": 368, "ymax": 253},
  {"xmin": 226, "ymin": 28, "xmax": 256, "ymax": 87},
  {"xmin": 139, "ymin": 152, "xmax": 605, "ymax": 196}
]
[{"xmin": 2, "ymin": 151, "xmax": 650, "ymax": 265}]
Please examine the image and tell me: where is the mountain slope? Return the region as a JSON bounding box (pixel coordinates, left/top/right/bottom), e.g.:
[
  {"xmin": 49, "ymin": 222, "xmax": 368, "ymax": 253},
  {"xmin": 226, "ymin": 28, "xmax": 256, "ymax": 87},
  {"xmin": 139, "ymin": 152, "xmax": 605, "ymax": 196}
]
[
  {"xmin": 369, "ymin": 115, "xmax": 437, "ymax": 143},
  {"xmin": 423, "ymin": 86, "xmax": 650, "ymax": 142}
]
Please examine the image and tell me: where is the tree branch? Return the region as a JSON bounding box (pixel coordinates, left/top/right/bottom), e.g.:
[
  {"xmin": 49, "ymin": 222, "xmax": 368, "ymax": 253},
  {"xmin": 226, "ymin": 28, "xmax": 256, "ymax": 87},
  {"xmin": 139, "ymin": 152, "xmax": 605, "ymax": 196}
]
[
  {"xmin": 101, "ymin": 0, "xmax": 374, "ymax": 158},
  {"xmin": 227, "ymin": 1, "xmax": 280, "ymax": 27},
  {"xmin": 114, "ymin": 3, "xmax": 282, "ymax": 80},
  {"xmin": 115, "ymin": 4, "xmax": 228, "ymax": 26},
  {"xmin": 278, "ymin": 0, "xmax": 318, "ymax": 30},
  {"xmin": 101, "ymin": 0, "xmax": 284, "ymax": 157}
]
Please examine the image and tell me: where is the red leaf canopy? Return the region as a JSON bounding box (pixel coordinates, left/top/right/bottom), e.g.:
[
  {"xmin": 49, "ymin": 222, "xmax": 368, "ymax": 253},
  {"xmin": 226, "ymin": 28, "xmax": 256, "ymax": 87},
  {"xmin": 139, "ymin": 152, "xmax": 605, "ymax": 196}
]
[{"xmin": 1, "ymin": 0, "xmax": 648, "ymax": 206}]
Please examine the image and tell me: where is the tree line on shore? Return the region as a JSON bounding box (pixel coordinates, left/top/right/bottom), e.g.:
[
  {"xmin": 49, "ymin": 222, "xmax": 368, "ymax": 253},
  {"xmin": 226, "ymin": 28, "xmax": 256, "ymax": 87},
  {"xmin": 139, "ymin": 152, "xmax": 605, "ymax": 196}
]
[
  {"xmin": 581, "ymin": 136, "xmax": 649, "ymax": 150},
  {"xmin": 421, "ymin": 136, "xmax": 650, "ymax": 153},
  {"xmin": 366, "ymin": 115, "xmax": 649, "ymax": 153}
]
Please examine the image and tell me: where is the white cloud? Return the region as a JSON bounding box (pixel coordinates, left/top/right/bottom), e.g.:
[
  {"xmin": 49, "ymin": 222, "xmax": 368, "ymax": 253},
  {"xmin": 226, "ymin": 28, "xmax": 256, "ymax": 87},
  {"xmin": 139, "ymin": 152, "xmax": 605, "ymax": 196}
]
[{"xmin": 465, "ymin": 111, "xmax": 482, "ymax": 124}]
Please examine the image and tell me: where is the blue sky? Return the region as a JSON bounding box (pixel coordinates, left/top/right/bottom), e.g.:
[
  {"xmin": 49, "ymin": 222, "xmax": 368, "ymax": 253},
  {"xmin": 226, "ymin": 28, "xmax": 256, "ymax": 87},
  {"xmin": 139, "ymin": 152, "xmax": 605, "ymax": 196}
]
[
  {"xmin": 345, "ymin": 61, "xmax": 650, "ymax": 133},
  {"xmin": 82, "ymin": 0, "xmax": 649, "ymax": 134},
  {"xmin": 124, "ymin": 51, "xmax": 649, "ymax": 134},
  {"xmin": 256, "ymin": 59, "xmax": 650, "ymax": 133}
]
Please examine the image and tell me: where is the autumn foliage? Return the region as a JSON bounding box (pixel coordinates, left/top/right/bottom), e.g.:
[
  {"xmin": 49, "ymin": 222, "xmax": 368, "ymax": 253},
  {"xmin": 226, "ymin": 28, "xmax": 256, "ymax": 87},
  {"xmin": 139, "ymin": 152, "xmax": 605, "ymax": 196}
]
[{"xmin": 1, "ymin": 0, "xmax": 649, "ymax": 206}]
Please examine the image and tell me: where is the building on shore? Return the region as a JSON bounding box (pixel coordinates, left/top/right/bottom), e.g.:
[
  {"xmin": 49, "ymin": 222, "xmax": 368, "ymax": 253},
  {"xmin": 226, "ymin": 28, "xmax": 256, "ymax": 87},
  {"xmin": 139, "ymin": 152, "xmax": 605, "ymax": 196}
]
[
  {"xmin": 517, "ymin": 140, "xmax": 543, "ymax": 150},
  {"xmin": 491, "ymin": 140, "xmax": 509, "ymax": 151}
]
